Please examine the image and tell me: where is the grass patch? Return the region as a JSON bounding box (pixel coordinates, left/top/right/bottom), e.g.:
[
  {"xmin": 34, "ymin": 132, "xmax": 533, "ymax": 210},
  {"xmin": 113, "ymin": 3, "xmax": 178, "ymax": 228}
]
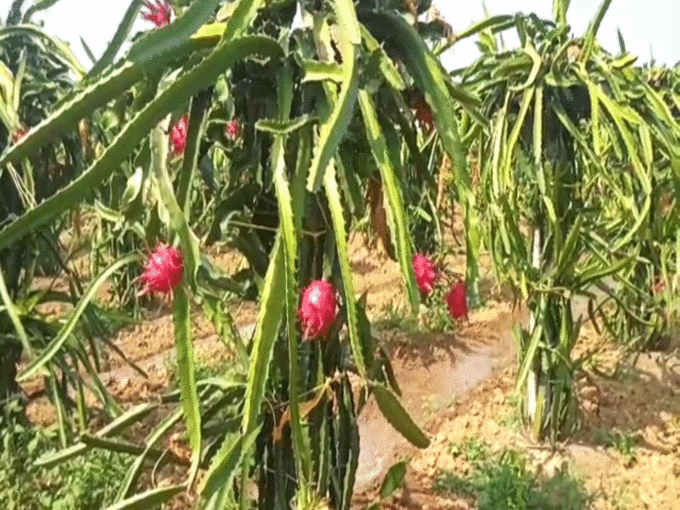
[
  {"xmin": 375, "ymin": 292, "xmax": 457, "ymax": 334},
  {"xmin": 420, "ymin": 287, "xmax": 456, "ymax": 332},
  {"xmin": 0, "ymin": 415, "xmax": 131, "ymax": 510},
  {"xmin": 374, "ymin": 299, "xmax": 419, "ymax": 332},
  {"xmin": 499, "ymin": 395, "xmax": 521, "ymax": 430},
  {"xmin": 593, "ymin": 428, "xmax": 637, "ymax": 467},
  {"xmin": 435, "ymin": 438, "xmax": 590, "ymax": 510},
  {"xmin": 164, "ymin": 353, "xmax": 236, "ymax": 387}
]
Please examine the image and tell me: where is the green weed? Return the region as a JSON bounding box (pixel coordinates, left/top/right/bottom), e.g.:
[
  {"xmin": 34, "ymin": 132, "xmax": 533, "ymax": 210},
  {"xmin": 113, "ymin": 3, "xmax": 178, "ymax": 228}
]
[
  {"xmin": 419, "ymin": 285, "xmax": 456, "ymax": 333},
  {"xmin": 435, "ymin": 439, "xmax": 590, "ymax": 510},
  {"xmin": 450, "ymin": 437, "xmax": 489, "ymax": 464},
  {"xmin": 374, "ymin": 300, "xmax": 417, "ymax": 332},
  {"xmin": 499, "ymin": 395, "xmax": 521, "ymax": 430},
  {"xmin": 610, "ymin": 480, "xmax": 637, "ymax": 510},
  {"xmin": 0, "ymin": 418, "xmax": 130, "ymax": 510},
  {"xmin": 165, "ymin": 353, "xmax": 236, "ymax": 387},
  {"xmin": 593, "ymin": 428, "xmax": 637, "ymax": 467}
]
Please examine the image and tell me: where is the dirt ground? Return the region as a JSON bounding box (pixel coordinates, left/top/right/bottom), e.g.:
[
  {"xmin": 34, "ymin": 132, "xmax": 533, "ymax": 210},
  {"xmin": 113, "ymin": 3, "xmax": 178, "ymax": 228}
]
[{"xmin": 21, "ymin": 230, "xmax": 680, "ymax": 510}]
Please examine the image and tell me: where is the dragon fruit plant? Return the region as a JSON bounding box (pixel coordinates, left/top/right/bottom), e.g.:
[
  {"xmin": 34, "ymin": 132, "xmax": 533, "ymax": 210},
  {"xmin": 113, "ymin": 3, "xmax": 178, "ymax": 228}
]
[
  {"xmin": 0, "ymin": 0, "xmax": 121, "ymax": 435},
  {"xmin": 471, "ymin": 3, "xmax": 680, "ymax": 442}
]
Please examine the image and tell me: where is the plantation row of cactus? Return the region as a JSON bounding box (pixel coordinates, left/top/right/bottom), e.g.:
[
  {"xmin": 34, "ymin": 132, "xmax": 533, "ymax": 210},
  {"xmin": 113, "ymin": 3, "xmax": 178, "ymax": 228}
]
[{"xmin": 0, "ymin": 0, "xmax": 677, "ymax": 508}]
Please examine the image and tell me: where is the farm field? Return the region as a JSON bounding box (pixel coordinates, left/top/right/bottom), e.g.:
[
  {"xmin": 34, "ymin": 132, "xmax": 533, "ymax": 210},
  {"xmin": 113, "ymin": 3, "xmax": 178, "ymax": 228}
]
[
  {"xmin": 2, "ymin": 0, "xmax": 679, "ymax": 509},
  {"xmin": 16, "ymin": 231, "xmax": 680, "ymax": 509}
]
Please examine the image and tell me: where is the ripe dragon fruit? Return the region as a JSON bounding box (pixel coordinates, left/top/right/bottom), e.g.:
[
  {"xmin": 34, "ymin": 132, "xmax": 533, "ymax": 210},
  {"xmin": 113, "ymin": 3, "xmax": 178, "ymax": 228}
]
[
  {"xmin": 170, "ymin": 115, "xmax": 188, "ymax": 154},
  {"xmin": 225, "ymin": 118, "xmax": 242, "ymax": 141},
  {"xmin": 299, "ymin": 280, "xmax": 338, "ymax": 340},
  {"xmin": 139, "ymin": 244, "xmax": 184, "ymax": 295},
  {"xmin": 412, "ymin": 253, "xmax": 437, "ymax": 295},
  {"xmin": 446, "ymin": 282, "xmax": 468, "ymax": 320},
  {"xmin": 141, "ymin": 0, "xmax": 172, "ymax": 28}
]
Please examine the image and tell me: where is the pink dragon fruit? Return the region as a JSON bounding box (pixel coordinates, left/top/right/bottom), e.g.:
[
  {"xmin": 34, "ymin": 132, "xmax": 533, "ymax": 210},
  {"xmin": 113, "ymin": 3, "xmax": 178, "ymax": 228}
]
[
  {"xmin": 139, "ymin": 244, "xmax": 184, "ymax": 295},
  {"xmin": 447, "ymin": 282, "xmax": 468, "ymax": 320},
  {"xmin": 412, "ymin": 253, "xmax": 437, "ymax": 295},
  {"xmin": 299, "ymin": 280, "xmax": 338, "ymax": 340},
  {"xmin": 141, "ymin": 0, "xmax": 172, "ymax": 28},
  {"xmin": 653, "ymin": 279, "xmax": 665, "ymax": 295},
  {"xmin": 225, "ymin": 118, "xmax": 242, "ymax": 141},
  {"xmin": 170, "ymin": 115, "xmax": 188, "ymax": 154}
]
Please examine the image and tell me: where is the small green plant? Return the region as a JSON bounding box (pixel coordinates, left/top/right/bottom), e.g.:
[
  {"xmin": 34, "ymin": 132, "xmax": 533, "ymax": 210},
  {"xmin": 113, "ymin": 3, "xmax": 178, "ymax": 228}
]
[
  {"xmin": 459, "ymin": 437, "xmax": 490, "ymax": 464},
  {"xmin": 165, "ymin": 354, "xmax": 237, "ymax": 388},
  {"xmin": 433, "ymin": 472, "xmax": 477, "ymax": 499},
  {"xmin": 0, "ymin": 416, "xmax": 130, "ymax": 510},
  {"xmin": 500, "ymin": 395, "xmax": 521, "ymax": 430},
  {"xmin": 378, "ymin": 299, "xmax": 408, "ymax": 330},
  {"xmin": 475, "ymin": 449, "xmax": 534, "ymax": 510},
  {"xmin": 420, "ymin": 284, "xmax": 456, "ymax": 332},
  {"xmin": 610, "ymin": 480, "xmax": 637, "ymax": 510},
  {"xmin": 376, "ymin": 299, "xmax": 420, "ymax": 333},
  {"xmin": 435, "ymin": 442, "xmax": 590, "ymax": 510},
  {"xmin": 594, "ymin": 429, "xmax": 637, "ymax": 467},
  {"xmin": 532, "ymin": 463, "xmax": 593, "ymax": 510}
]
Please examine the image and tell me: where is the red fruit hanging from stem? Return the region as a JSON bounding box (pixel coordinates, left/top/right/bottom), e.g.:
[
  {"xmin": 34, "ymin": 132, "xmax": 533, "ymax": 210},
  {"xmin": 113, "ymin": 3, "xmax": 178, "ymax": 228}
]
[
  {"xmin": 447, "ymin": 282, "xmax": 468, "ymax": 321},
  {"xmin": 412, "ymin": 253, "xmax": 437, "ymax": 296},
  {"xmin": 225, "ymin": 118, "xmax": 242, "ymax": 141},
  {"xmin": 413, "ymin": 97, "xmax": 434, "ymax": 132},
  {"xmin": 138, "ymin": 244, "xmax": 184, "ymax": 295},
  {"xmin": 653, "ymin": 279, "xmax": 665, "ymax": 295},
  {"xmin": 299, "ymin": 280, "xmax": 339, "ymax": 340},
  {"xmin": 141, "ymin": 0, "xmax": 172, "ymax": 28},
  {"xmin": 170, "ymin": 115, "xmax": 188, "ymax": 155},
  {"xmin": 406, "ymin": 88, "xmax": 434, "ymax": 132}
]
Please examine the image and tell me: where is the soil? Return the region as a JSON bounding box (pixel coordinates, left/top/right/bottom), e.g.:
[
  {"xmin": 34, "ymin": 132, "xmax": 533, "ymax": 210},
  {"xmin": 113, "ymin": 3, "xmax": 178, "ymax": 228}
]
[{"xmin": 19, "ymin": 232, "xmax": 680, "ymax": 510}]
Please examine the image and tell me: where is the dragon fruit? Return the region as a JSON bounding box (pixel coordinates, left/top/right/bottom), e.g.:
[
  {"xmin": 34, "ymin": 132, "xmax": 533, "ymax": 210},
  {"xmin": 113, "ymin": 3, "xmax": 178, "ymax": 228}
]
[
  {"xmin": 413, "ymin": 97, "xmax": 434, "ymax": 131},
  {"xmin": 412, "ymin": 253, "xmax": 437, "ymax": 295},
  {"xmin": 139, "ymin": 244, "xmax": 184, "ymax": 295},
  {"xmin": 141, "ymin": 0, "xmax": 171, "ymax": 28},
  {"xmin": 406, "ymin": 88, "xmax": 434, "ymax": 132},
  {"xmin": 299, "ymin": 280, "xmax": 338, "ymax": 340},
  {"xmin": 653, "ymin": 279, "xmax": 666, "ymax": 295},
  {"xmin": 225, "ymin": 118, "xmax": 242, "ymax": 141},
  {"xmin": 446, "ymin": 282, "xmax": 468, "ymax": 320},
  {"xmin": 170, "ymin": 115, "xmax": 188, "ymax": 154}
]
